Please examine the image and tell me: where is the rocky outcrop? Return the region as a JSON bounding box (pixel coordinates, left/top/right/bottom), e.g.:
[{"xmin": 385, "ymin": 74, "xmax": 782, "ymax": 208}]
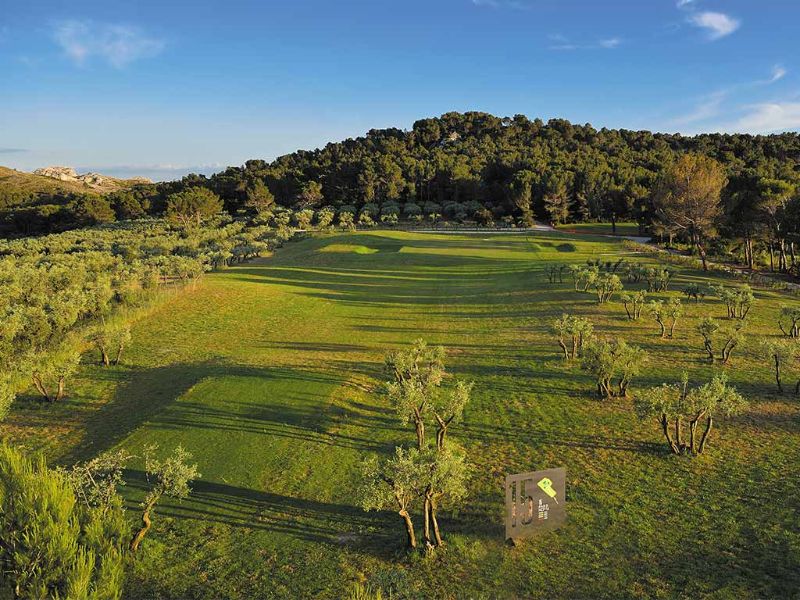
[
  {"xmin": 32, "ymin": 166, "xmax": 151, "ymax": 190},
  {"xmin": 34, "ymin": 166, "xmax": 81, "ymax": 181}
]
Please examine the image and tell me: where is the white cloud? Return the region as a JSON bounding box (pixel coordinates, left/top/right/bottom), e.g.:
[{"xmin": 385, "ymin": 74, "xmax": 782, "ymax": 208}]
[
  {"xmin": 676, "ymin": 0, "xmax": 695, "ymax": 7},
  {"xmin": 767, "ymin": 64, "xmax": 787, "ymax": 84},
  {"xmin": 599, "ymin": 38, "xmax": 621, "ymax": 49},
  {"xmin": 53, "ymin": 20, "xmax": 164, "ymax": 68},
  {"xmin": 548, "ymin": 34, "xmax": 622, "ymax": 51},
  {"xmin": 688, "ymin": 11, "xmax": 740, "ymax": 40},
  {"xmin": 726, "ymin": 103, "xmax": 800, "ymax": 134}
]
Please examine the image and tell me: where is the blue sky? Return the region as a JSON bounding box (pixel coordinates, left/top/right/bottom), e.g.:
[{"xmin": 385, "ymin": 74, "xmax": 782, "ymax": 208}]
[{"xmin": 1, "ymin": 0, "xmax": 799, "ymax": 181}]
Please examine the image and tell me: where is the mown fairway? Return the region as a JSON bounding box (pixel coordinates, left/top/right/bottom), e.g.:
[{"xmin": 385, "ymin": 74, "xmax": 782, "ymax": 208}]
[{"xmin": 4, "ymin": 230, "xmax": 800, "ymax": 599}]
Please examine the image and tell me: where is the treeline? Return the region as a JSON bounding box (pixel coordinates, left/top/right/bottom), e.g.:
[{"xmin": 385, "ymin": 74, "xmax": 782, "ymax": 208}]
[
  {"xmin": 4, "ymin": 112, "xmax": 800, "ymax": 270},
  {"xmin": 0, "ymin": 216, "xmax": 293, "ymax": 417}
]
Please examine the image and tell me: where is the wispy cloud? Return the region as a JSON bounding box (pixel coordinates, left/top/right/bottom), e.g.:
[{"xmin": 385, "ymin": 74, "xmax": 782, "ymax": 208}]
[
  {"xmin": 598, "ymin": 38, "xmax": 622, "ymax": 49},
  {"xmin": 53, "ymin": 20, "xmax": 164, "ymax": 68},
  {"xmin": 0, "ymin": 148, "xmax": 27, "ymax": 154},
  {"xmin": 725, "ymin": 103, "xmax": 800, "ymax": 134},
  {"xmin": 548, "ymin": 34, "xmax": 623, "ymax": 51},
  {"xmin": 670, "ymin": 65, "xmax": 796, "ymax": 133},
  {"xmin": 669, "ymin": 65, "xmax": 791, "ymax": 132},
  {"xmin": 675, "ymin": 0, "xmax": 695, "ymax": 7},
  {"xmin": 766, "ymin": 64, "xmax": 787, "ymax": 84},
  {"xmin": 688, "ymin": 11, "xmax": 740, "ymax": 40},
  {"xmin": 671, "ymin": 90, "xmax": 728, "ymax": 126}
]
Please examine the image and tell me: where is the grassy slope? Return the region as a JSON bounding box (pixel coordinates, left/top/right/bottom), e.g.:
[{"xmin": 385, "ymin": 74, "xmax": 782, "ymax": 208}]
[{"xmin": 3, "ymin": 230, "xmax": 800, "ymax": 599}]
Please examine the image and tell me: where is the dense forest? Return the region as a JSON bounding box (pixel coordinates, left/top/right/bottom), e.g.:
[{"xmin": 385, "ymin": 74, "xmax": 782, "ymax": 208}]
[{"xmin": 3, "ymin": 111, "xmax": 800, "ymax": 269}]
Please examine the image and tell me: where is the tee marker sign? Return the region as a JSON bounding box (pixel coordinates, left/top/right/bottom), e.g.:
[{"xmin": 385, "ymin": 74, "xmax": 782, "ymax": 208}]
[{"xmin": 505, "ymin": 468, "xmax": 566, "ymax": 540}]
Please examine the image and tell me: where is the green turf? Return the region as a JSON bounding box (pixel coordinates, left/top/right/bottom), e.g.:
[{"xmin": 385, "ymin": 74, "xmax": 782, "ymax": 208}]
[{"xmin": 3, "ymin": 230, "xmax": 800, "ymax": 599}]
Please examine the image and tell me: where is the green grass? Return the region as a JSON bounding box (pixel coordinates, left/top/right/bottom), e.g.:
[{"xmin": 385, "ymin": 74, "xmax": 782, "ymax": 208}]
[
  {"xmin": 3, "ymin": 229, "xmax": 800, "ymax": 599},
  {"xmin": 557, "ymin": 222, "xmax": 643, "ymax": 237}
]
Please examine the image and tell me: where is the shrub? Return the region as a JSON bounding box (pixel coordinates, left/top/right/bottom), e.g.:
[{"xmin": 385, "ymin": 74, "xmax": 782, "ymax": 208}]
[{"xmin": 0, "ymin": 444, "xmax": 127, "ymax": 599}]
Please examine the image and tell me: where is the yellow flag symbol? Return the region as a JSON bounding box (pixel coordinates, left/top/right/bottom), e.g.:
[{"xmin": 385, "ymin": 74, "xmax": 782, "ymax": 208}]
[{"xmin": 537, "ymin": 477, "xmax": 558, "ymax": 504}]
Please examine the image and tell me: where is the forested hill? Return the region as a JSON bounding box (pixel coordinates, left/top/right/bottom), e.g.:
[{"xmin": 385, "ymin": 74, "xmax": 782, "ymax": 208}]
[
  {"xmin": 3, "ymin": 111, "xmax": 800, "ymax": 235},
  {"xmin": 128, "ymin": 112, "xmax": 800, "ymax": 223}
]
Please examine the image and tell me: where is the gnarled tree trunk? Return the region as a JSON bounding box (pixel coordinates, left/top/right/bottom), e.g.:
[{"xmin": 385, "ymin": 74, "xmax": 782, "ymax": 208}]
[
  {"xmin": 399, "ymin": 508, "xmax": 416, "ymax": 549},
  {"xmin": 130, "ymin": 496, "xmax": 159, "ymax": 552},
  {"xmin": 698, "ymin": 417, "xmax": 713, "ymax": 454}
]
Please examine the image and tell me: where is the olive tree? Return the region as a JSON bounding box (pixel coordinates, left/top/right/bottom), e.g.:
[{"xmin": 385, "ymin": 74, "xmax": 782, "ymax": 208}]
[
  {"xmin": 581, "ymin": 338, "xmax": 647, "ymax": 399},
  {"xmin": 431, "ymin": 380, "xmax": 473, "ymax": 449},
  {"xmin": 777, "ymin": 305, "xmax": 800, "ymax": 338},
  {"xmin": 65, "ymin": 449, "xmax": 132, "ymax": 512},
  {"xmin": 130, "ymin": 445, "xmax": 200, "ymax": 552},
  {"xmin": 645, "ymin": 267, "xmax": 672, "ymax": 292},
  {"xmin": 575, "ymin": 266, "xmax": 599, "ymax": 292},
  {"xmin": 385, "ymin": 340, "xmax": 445, "ymax": 449},
  {"xmin": 636, "ymin": 374, "xmax": 747, "ymax": 455},
  {"xmin": 338, "ymin": 211, "xmax": 356, "ymax": 230},
  {"xmin": 545, "ymin": 264, "xmax": 566, "ymax": 284},
  {"xmin": 711, "ymin": 284, "xmax": 755, "ymax": 320},
  {"xmin": 0, "ymin": 444, "xmax": 127, "ymax": 599},
  {"xmin": 552, "ymin": 314, "xmax": 593, "ymax": 360},
  {"xmin": 759, "ymin": 338, "xmax": 798, "ymax": 393},
  {"xmin": 90, "ymin": 322, "xmax": 132, "ymax": 366},
  {"xmin": 31, "ymin": 346, "xmax": 82, "ymax": 402},
  {"xmin": 697, "ymin": 317, "xmax": 745, "ymax": 364},
  {"xmin": 360, "ymin": 446, "xmax": 425, "ymax": 549},
  {"xmin": 294, "ymin": 209, "xmax": 314, "ymax": 230},
  {"xmin": 621, "ymin": 290, "xmax": 647, "ymax": 320},
  {"xmin": 682, "ymin": 283, "xmax": 705, "ymax": 303},
  {"xmin": 593, "ymin": 273, "xmax": 623, "ymax": 304},
  {"xmin": 647, "ymin": 298, "xmax": 683, "ymax": 339},
  {"xmin": 419, "ymin": 443, "xmax": 467, "ymax": 547},
  {"xmin": 316, "ymin": 207, "xmax": 335, "ymax": 229}
]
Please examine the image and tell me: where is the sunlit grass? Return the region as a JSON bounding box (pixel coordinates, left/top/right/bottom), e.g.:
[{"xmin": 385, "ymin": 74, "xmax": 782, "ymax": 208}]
[{"xmin": 2, "ymin": 229, "xmax": 799, "ymax": 599}]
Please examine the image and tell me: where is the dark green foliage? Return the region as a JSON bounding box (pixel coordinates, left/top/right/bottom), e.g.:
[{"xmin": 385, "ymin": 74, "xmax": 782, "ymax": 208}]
[
  {"xmin": 0, "ymin": 443, "xmax": 127, "ymax": 599},
  {"xmin": 165, "ymin": 187, "xmax": 223, "ymax": 227}
]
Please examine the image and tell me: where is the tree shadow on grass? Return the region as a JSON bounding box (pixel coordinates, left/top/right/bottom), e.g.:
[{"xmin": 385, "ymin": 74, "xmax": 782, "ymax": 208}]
[
  {"xmin": 123, "ymin": 471, "xmax": 398, "ymax": 553},
  {"xmin": 64, "ymin": 360, "xmax": 395, "ymax": 463}
]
